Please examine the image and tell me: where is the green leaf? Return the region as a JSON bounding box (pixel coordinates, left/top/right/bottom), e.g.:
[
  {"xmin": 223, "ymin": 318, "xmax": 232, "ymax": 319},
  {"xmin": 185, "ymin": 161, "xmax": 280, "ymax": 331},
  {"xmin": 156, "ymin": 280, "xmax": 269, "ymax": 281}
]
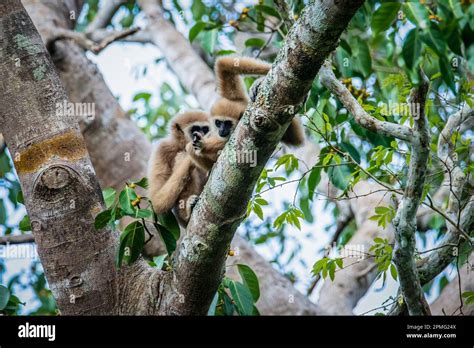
[
  {"xmin": 16, "ymin": 191, "xmax": 24, "ymax": 205},
  {"xmin": 403, "ymin": 2, "xmax": 429, "ymax": 27},
  {"xmin": 189, "ymin": 21, "xmax": 207, "ymax": 43},
  {"xmin": 371, "ymin": 2, "xmax": 401, "ymax": 34},
  {"xmin": 307, "ymin": 166, "xmax": 322, "ymax": 199},
  {"xmin": 237, "ymin": 264, "xmax": 260, "ymax": 302},
  {"xmin": 154, "ymin": 223, "xmax": 178, "ymax": 256},
  {"xmin": 152, "ymin": 254, "xmax": 167, "ymax": 269},
  {"xmin": 340, "ymin": 142, "xmax": 361, "ymax": 163},
  {"xmin": 102, "ymin": 187, "xmax": 117, "ymax": 208},
  {"xmin": 116, "ymin": 221, "xmax": 145, "ymax": 268},
  {"xmin": 156, "ymin": 211, "xmax": 180, "ymax": 241},
  {"xmin": 356, "ymin": 38, "xmax": 372, "ymax": 77},
  {"xmin": 245, "ymin": 38, "xmax": 266, "ymax": 48},
  {"xmin": 119, "ymin": 186, "xmax": 137, "ymax": 214},
  {"xmin": 390, "ymin": 263, "xmax": 398, "ymax": 280},
  {"xmin": 0, "ymin": 285, "xmax": 11, "ymax": 310},
  {"xmin": 421, "ymin": 23, "xmax": 447, "ymax": 57},
  {"xmin": 135, "ymin": 209, "xmax": 152, "ymax": 219},
  {"xmin": 207, "ymin": 292, "xmax": 219, "ymax": 316},
  {"xmin": 253, "ymin": 204, "xmax": 264, "ymax": 220},
  {"xmin": 254, "ymin": 5, "xmax": 281, "ymax": 19},
  {"xmin": 19, "ymin": 215, "xmax": 31, "ymax": 232},
  {"xmin": 439, "ymin": 57, "xmax": 456, "ymax": 93},
  {"xmin": 228, "ymin": 280, "xmax": 254, "ymax": 315},
  {"xmin": 403, "ymin": 29, "xmax": 422, "ymax": 70},
  {"xmin": 132, "ymin": 92, "xmax": 152, "ymax": 103},
  {"xmin": 216, "ymin": 49, "xmax": 237, "ymax": 56},
  {"xmin": 133, "ymin": 177, "xmax": 149, "ymax": 189},
  {"xmin": 201, "ymin": 29, "xmax": 217, "ymax": 54},
  {"xmin": 327, "ymin": 165, "xmax": 350, "ymax": 191},
  {"xmin": 94, "ymin": 209, "xmax": 112, "ymax": 230}
]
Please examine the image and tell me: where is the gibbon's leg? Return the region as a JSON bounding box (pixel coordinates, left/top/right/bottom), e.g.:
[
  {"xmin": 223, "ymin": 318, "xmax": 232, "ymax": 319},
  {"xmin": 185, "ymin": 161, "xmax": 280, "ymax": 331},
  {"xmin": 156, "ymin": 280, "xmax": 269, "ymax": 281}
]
[
  {"xmin": 149, "ymin": 153, "xmax": 194, "ymax": 215},
  {"xmin": 183, "ymin": 194, "xmax": 199, "ymax": 222},
  {"xmin": 282, "ymin": 117, "xmax": 305, "ymax": 146},
  {"xmin": 215, "ymin": 56, "xmax": 271, "ymax": 102}
]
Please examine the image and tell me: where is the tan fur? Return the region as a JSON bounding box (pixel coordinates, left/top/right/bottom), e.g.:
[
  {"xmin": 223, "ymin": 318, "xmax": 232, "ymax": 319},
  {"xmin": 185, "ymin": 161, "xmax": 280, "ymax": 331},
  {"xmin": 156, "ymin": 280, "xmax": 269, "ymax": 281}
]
[
  {"xmin": 187, "ymin": 56, "xmax": 305, "ymax": 172},
  {"xmin": 147, "ymin": 110, "xmax": 210, "ymax": 226}
]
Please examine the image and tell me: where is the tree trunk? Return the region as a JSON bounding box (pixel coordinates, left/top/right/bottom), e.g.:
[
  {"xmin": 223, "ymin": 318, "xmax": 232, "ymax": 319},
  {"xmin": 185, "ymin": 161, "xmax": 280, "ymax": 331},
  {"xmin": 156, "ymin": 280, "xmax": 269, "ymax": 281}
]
[
  {"xmin": 23, "ymin": 0, "xmax": 324, "ymax": 315},
  {"xmin": 163, "ymin": 0, "xmax": 365, "ymax": 315},
  {"xmin": 0, "ymin": 0, "xmax": 119, "ymax": 314}
]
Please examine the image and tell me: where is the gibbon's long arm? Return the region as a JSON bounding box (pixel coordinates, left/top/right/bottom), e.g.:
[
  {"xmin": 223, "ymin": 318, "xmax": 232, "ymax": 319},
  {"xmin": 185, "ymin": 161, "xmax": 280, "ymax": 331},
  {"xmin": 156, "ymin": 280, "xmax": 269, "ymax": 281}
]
[
  {"xmin": 148, "ymin": 148, "xmax": 194, "ymax": 215},
  {"xmin": 186, "ymin": 136, "xmax": 227, "ymax": 172},
  {"xmin": 215, "ymin": 56, "xmax": 271, "ymax": 103}
]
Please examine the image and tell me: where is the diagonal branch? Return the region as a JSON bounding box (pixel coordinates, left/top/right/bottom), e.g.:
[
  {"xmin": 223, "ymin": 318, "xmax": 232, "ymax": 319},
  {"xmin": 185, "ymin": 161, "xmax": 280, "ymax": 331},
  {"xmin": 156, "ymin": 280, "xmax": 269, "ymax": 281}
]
[
  {"xmin": 319, "ymin": 62, "xmax": 414, "ymax": 142},
  {"xmin": 160, "ymin": 0, "xmax": 365, "ymax": 315},
  {"xmin": 85, "ymin": 0, "xmax": 128, "ymax": 33},
  {"xmin": 137, "ymin": 0, "xmax": 216, "ymax": 109}
]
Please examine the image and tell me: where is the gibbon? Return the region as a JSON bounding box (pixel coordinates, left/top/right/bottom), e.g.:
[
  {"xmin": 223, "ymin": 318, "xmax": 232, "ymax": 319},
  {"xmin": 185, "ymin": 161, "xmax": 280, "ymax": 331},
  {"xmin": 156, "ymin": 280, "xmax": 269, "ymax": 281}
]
[
  {"xmin": 186, "ymin": 56, "xmax": 306, "ymax": 172},
  {"xmin": 147, "ymin": 110, "xmax": 210, "ymax": 226}
]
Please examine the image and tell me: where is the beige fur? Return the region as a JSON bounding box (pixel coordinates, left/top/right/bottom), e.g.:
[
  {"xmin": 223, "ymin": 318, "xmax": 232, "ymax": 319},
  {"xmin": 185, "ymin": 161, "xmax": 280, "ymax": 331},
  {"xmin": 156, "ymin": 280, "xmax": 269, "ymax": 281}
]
[
  {"xmin": 147, "ymin": 110, "xmax": 210, "ymax": 226},
  {"xmin": 188, "ymin": 56, "xmax": 305, "ymax": 172}
]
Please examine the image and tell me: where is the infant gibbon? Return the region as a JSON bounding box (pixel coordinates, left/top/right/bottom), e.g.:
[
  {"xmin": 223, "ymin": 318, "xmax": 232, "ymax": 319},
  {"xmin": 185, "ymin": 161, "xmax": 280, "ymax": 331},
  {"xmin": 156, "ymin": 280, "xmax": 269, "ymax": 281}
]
[
  {"xmin": 186, "ymin": 56, "xmax": 306, "ymax": 172},
  {"xmin": 147, "ymin": 110, "xmax": 210, "ymax": 226}
]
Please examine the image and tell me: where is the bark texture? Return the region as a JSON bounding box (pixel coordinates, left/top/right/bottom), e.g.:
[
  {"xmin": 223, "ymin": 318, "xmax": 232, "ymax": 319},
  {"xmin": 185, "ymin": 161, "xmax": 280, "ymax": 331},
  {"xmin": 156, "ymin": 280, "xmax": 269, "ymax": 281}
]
[
  {"xmin": 162, "ymin": 0, "xmax": 365, "ymax": 315},
  {"xmin": 22, "ymin": 0, "xmax": 324, "ymax": 315},
  {"xmin": 0, "ymin": 0, "xmax": 119, "ymax": 314}
]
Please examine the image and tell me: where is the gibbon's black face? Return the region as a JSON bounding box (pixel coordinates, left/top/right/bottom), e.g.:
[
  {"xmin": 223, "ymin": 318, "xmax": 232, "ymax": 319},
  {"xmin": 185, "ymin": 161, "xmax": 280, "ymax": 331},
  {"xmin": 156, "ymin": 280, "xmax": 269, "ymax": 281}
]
[
  {"xmin": 214, "ymin": 119, "xmax": 234, "ymax": 138},
  {"xmin": 187, "ymin": 124, "xmax": 210, "ymax": 142},
  {"xmin": 190, "ymin": 125, "xmax": 210, "ymax": 136}
]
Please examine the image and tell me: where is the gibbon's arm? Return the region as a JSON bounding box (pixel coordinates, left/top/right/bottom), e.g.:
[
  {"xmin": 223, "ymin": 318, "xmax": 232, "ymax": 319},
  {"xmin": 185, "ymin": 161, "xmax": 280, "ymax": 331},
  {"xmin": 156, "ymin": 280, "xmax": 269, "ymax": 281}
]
[
  {"xmin": 148, "ymin": 149, "xmax": 193, "ymax": 215},
  {"xmin": 215, "ymin": 56, "xmax": 271, "ymax": 102},
  {"xmin": 186, "ymin": 136, "xmax": 227, "ymax": 172}
]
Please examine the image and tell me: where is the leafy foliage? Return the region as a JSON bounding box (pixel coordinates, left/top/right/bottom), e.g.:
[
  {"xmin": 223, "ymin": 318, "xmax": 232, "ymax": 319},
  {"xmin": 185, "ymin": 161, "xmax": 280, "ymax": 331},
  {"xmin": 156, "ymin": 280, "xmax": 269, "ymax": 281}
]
[
  {"xmin": 208, "ymin": 264, "xmax": 260, "ymax": 316},
  {"xmin": 94, "ymin": 178, "xmax": 180, "ymax": 269}
]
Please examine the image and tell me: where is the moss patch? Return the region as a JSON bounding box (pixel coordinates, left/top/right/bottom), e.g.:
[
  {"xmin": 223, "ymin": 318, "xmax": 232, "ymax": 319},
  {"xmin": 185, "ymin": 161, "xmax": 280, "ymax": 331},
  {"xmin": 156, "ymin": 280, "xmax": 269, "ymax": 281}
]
[{"xmin": 14, "ymin": 131, "xmax": 88, "ymax": 174}]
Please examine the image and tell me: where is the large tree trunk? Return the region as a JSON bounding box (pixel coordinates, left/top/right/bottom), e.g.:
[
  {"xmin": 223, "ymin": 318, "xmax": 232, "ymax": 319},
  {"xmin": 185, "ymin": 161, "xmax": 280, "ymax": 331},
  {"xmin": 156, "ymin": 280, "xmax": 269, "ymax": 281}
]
[
  {"xmin": 163, "ymin": 0, "xmax": 365, "ymax": 315},
  {"xmin": 22, "ymin": 0, "xmax": 324, "ymax": 314},
  {"xmin": 0, "ymin": 0, "xmax": 119, "ymax": 314}
]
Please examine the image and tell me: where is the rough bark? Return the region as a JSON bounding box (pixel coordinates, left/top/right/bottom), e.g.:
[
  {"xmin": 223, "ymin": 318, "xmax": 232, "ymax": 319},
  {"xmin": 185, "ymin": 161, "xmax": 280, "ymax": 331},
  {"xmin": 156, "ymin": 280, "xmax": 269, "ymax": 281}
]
[
  {"xmin": 161, "ymin": 0, "xmax": 365, "ymax": 315},
  {"xmin": 22, "ymin": 0, "xmax": 150, "ymax": 190},
  {"xmin": 391, "ymin": 85, "xmax": 431, "ymax": 315},
  {"xmin": 0, "ymin": 0, "xmax": 120, "ymax": 314},
  {"xmin": 23, "ymin": 0, "xmax": 322, "ymax": 315}
]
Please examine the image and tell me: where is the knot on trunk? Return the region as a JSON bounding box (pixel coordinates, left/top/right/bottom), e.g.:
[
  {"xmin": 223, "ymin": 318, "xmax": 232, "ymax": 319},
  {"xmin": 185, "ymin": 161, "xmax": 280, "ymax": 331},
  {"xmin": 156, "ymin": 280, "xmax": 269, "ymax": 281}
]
[
  {"xmin": 249, "ymin": 108, "xmax": 280, "ymax": 136},
  {"xmin": 41, "ymin": 166, "xmax": 71, "ymax": 189}
]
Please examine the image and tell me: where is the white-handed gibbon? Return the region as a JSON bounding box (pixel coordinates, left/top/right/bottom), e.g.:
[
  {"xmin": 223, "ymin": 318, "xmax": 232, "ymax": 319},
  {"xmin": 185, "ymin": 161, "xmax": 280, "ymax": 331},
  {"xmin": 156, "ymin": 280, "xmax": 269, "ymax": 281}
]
[
  {"xmin": 187, "ymin": 56, "xmax": 306, "ymax": 172},
  {"xmin": 147, "ymin": 110, "xmax": 211, "ymax": 226}
]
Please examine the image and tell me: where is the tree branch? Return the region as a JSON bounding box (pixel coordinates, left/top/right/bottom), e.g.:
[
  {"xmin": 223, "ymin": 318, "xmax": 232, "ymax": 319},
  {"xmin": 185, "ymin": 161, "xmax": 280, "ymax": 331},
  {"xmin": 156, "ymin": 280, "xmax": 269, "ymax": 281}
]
[
  {"xmin": 137, "ymin": 0, "xmax": 216, "ymax": 109},
  {"xmin": 0, "ymin": 234, "xmax": 35, "ymax": 245},
  {"xmin": 319, "ymin": 62, "xmax": 414, "ymax": 142},
  {"xmin": 24, "ymin": 0, "xmax": 322, "ymax": 315},
  {"xmin": 85, "ymin": 0, "xmax": 128, "ymax": 33},
  {"xmin": 161, "ymin": 0, "xmax": 365, "ymax": 315},
  {"xmin": 391, "ymin": 83, "xmax": 431, "ymax": 315}
]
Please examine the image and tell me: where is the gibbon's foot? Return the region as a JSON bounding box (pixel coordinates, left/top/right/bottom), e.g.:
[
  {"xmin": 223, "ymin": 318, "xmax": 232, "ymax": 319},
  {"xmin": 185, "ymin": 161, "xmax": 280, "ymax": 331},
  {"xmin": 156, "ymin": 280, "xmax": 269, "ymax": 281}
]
[
  {"xmin": 187, "ymin": 194, "xmax": 200, "ymax": 212},
  {"xmin": 249, "ymin": 76, "xmax": 265, "ymax": 103}
]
